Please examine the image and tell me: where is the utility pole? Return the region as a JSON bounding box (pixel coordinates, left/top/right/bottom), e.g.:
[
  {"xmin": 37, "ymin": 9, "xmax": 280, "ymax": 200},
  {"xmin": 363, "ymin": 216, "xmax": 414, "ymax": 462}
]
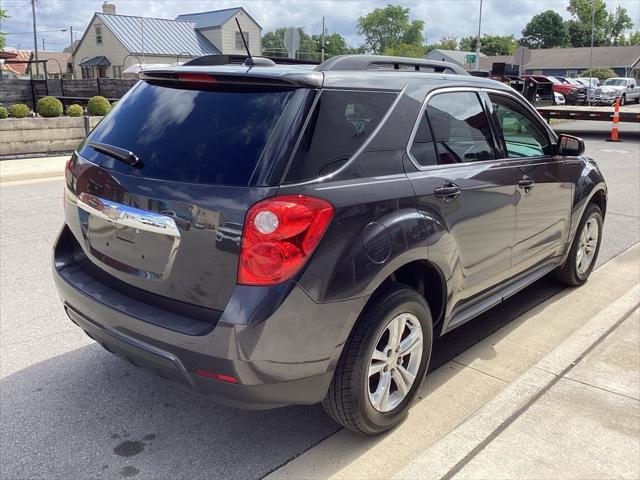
[
  {"xmin": 42, "ymin": 37, "xmax": 45, "ymax": 51},
  {"xmin": 70, "ymin": 26, "xmax": 75, "ymax": 79},
  {"xmin": 321, "ymin": 16, "xmax": 325, "ymax": 62},
  {"xmin": 474, "ymin": 0, "xmax": 483, "ymax": 70},
  {"xmin": 31, "ymin": 0, "xmax": 39, "ymax": 76},
  {"xmin": 588, "ymin": 0, "xmax": 595, "ymax": 106}
]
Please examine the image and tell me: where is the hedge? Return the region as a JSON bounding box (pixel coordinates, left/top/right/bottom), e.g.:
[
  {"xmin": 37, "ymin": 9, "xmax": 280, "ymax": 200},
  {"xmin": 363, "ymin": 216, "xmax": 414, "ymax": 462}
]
[
  {"xmin": 36, "ymin": 96, "xmax": 63, "ymax": 117},
  {"xmin": 66, "ymin": 104, "xmax": 84, "ymax": 117},
  {"xmin": 87, "ymin": 96, "xmax": 111, "ymax": 116},
  {"xmin": 0, "ymin": 106, "xmax": 7, "ymax": 119},
  {"xmin": 9, "ymin": 104, "xmax": 30, "ymax": 118}
]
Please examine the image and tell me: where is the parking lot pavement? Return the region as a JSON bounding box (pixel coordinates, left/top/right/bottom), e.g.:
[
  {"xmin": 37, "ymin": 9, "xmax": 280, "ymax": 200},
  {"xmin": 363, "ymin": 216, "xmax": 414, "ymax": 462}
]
[{"xmin": 1, "ymin": 123, "xmax": 638, "ymax": 479}]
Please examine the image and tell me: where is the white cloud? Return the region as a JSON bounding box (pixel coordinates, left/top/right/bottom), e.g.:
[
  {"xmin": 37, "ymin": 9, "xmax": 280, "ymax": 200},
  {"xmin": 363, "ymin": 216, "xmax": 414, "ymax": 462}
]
[{"xmin": 3, "ymin": 0, "xmax": 639, "ymax": 51}]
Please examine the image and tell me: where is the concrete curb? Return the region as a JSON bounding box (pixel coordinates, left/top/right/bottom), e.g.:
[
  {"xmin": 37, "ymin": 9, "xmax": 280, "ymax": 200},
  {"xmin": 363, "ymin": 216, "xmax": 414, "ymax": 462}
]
[
  {"xmin": 0, "ymin": 156, "xmax": 69, "ymax": 184},
  {"xmin": 393, "ymin": 284, "xmax": 640, "ymax": 480},
  {"xmin": 0, "ymin": 171, "xmax": 65, "ymax": 184}
]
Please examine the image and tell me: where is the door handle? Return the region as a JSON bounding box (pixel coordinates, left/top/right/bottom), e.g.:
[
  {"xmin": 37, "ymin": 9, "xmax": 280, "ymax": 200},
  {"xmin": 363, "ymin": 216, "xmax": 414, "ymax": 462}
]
[
  {"xmin": 434, "ymin": 182, "xmax": 461, "ymax": 201},
  {"xmin": 518, "ymin": 176, "xmax": 535, "ymax": 193}
]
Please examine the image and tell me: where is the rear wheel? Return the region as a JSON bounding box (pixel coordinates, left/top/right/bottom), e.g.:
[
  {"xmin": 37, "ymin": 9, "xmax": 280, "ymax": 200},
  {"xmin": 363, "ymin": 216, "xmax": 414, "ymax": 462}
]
[
  {"xmin": 323, "ymin": 284, "xmax": 433, "ymax": 435},
  {"xmin": 556, "ymin": 203, "xmax": 603, "ymax": 286},
  {"xmin": 619, "ymin": 94, "xmax": 626, "ymax": 106}
]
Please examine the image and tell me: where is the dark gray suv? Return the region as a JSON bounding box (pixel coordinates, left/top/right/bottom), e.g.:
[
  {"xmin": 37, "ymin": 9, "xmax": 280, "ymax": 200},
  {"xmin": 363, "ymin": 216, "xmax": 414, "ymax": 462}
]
[{"xmin": 53, "ymin": 55, "xmax": 606, "ymax": 435}]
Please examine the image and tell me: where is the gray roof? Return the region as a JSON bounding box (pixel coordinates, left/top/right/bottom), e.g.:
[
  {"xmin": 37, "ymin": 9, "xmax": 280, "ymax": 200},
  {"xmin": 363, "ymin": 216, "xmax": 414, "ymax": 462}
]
[
  {"xmin": 175, "ymin": 7, "xmax": 242, "ymax": 29},
  {"xmin": 80, "ymin": 55, "xmax": 110, "ymax": 66},
  {"xmin": 96, "ymin": 13, "xmax": 220, "ymax": 56},
  {"xmin": 524, "ymin": 45, "xmax": 640, "ymax": 69}
]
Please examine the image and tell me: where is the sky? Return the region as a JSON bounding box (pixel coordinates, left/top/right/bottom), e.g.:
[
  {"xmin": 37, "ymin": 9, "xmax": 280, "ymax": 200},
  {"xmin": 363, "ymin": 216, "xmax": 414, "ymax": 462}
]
[{"xmin": 2, "ymin": 0, "xmax": 639, "ymax": 52}]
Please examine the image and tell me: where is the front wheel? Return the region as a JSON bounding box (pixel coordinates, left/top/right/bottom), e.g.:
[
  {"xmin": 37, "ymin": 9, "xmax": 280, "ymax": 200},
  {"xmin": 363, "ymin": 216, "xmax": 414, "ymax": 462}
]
[
  {"xmin": 619, "ymin": 95, "xmax": 626, "ymax": 106},
  {"xmin": 323, "ymin": 284, "xmax": 433, "ymax": 435},
  {"xmin": 556, "ymin": 203, "xmax": 603, "ymax": 286}
]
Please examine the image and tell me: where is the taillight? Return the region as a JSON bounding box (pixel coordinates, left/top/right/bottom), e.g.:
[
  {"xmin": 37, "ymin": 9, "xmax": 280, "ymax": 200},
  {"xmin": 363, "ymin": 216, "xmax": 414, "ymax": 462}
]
[{"xmin": 238, "ymin": 195, "xmax": 334, "ymax": 286}]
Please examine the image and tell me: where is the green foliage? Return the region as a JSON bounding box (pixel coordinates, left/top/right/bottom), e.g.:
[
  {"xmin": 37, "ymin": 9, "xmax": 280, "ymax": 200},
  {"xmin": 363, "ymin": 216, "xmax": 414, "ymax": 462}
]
[
  {"xmin": 566, "ymin": 0, "xmax": 633, "ymax": 47},
  {"xmin": 626, "ymin": 31, "xmax": 640, "ymax": 45},
  {"xmin": 36, "ymin": 96, "xmax": 63, "ymax": 118},
  {"xmin": 521, "ymin": 10, "xmax": 568, "ymax": 48},
  {"xmin": 357, "ymin": 4, "xmax": 424, "ymax": 54},
  {"xmin": 609, "ymin": 6, "xmax": 633, "ymax": 45},
  {"xmin": 66, "ymin": 104, "xmax": 84, "ymax": 117},
  {"xmin": 87, "ymin": 96, "xmax": 111, "ymax": 116},
  {"xmin": 0, "ymin": 8, "xmax": 7, "ymax": 51},
  {"xmin": 459, "ymin": 34, "xmax": 519, "ymax": 55},
  {"xmin": 426, "ymin": 36, "xmax": 458, "ymax": 52},
  {"xmin": 383, "ymin": 43, "xmax": 426, "ymax": 58},
  {"xmin": 310, "ymin": 32, "xmax": 349, "ymax": 58},
  {"xmin": 8, "ymin": 104, "xmax": 29, "ymax": 118},
  {"xmin": 0, "ymin": 106, "xmax": 7, "ymax": 119},
  {"xmin": 261, "ymin": 27, "xmax": 316, "ymax": 59},
  {"xmin": 579, "ymin": 67, "xmax": 616, "ymax": 81}
]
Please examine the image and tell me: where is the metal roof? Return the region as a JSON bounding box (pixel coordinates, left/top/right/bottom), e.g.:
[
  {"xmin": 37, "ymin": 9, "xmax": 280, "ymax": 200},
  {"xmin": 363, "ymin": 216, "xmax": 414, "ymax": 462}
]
[
  {"xmin": 175, "ymin": 7, "xmax": 242, "ymax": 29},
  {"xmin": 96, "ymin": 13, "xmax": 220, "ymax": 56},
  {"xmin": 80, "ymin": 56, "xmax": 110, "ymax": 66}
]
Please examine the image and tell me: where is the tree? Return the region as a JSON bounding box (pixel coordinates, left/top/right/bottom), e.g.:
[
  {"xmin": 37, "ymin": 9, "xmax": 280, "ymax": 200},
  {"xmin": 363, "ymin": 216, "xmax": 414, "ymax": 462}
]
[
  {"xmin": 426, "ymin": 36, "xmax": 458, "ymax": 53},
  {"xmin": 625, "ymin": 31, "xmax": 640, "ymax": 45},
  {"xmin": 384, "ymin": 43, "xmax": 426, "ymax": 58},
  {"xmin": 566, "ymin": 0, "xmax": 610, "ymax": 47},
  {"xmin": 310, "ymin": 32, "xmax": 349, "ymax": 58},
  {"xmin": 261, "ymin": 27, "xmax": 316, "ymax": 58},
  {"xmin": 579, "ymin": 67, "xmax": 616, "ymax": 81},
  {"xmin": 609, "ymin": 6, "xmax": 633, "ymax": 45},
  {"xmin": 565, "ymin": 19, "xmax": 609, "ymax": 47},
  {"xmin": 357, "ymin": 4, "xmax": 425, "ymax": 54},
  {"xmin": 0, "ymin": 9, "xmax": 7, "ymax": 51},
  {"xmin": 459, "ymin": 34, "xmax": 518, "ymax": 55},
  {"xmin": 520, "ymin": 10, "xmax": 568, "ymax": 48}
]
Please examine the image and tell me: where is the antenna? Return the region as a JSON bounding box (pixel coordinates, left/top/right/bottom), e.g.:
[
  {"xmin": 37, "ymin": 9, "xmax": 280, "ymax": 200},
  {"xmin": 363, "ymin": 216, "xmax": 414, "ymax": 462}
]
[{"xmin": 235, "ymin": 18, "xmax": 254, "ymax": 66}]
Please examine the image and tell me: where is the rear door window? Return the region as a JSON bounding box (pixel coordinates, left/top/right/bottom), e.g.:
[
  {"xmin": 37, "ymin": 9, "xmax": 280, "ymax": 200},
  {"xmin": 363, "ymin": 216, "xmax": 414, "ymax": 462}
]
[
  {"xmin": 284, "ymin": 90, "xmax": 397, "ymax": 182},
  {"xmin": 425, "ymin": 91, "xmax": 497, "ymax": 164},
  {"xmin": 79, "ymin": 81, "xmax": 298, "ymax": 186}
]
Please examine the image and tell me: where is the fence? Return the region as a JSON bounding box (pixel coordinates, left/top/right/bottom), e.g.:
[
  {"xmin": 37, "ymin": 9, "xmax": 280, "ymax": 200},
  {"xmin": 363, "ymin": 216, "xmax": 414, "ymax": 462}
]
[{"xmin": 0, "ymin": 79, "xmax": 137, "ymax": 109}]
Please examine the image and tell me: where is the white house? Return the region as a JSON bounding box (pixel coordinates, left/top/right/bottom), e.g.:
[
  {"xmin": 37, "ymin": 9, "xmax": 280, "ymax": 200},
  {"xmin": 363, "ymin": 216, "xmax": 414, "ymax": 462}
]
[{"xmin": 73, "ymin": 3, "xmax": 262, "ymax": 79}]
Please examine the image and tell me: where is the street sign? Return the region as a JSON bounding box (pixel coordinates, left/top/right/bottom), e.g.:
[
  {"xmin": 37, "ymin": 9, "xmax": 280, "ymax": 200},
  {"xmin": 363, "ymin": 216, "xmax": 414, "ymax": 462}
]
[
  {"xmin": 466, "ymin": 54, "xmax": 476, "ymax": 64},
  {"xmin": 284, "ymin": 27, "xmax": 300, "ymax": 59}
]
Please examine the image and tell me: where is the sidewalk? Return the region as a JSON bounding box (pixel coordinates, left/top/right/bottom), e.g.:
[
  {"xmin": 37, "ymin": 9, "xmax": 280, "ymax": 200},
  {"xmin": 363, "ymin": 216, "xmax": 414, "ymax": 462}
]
[
  {"xmin": 268, "ymin": 244, "xmax": 640, "ymax": 480},
  {"xmin": 0, "ymin": 155, "xmax": 68, "ymax": 184}
]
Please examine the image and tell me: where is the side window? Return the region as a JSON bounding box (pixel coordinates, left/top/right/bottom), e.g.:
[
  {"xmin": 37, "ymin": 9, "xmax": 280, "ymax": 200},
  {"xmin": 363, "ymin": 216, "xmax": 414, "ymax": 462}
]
[
  {"xmin": 285, "ymin": 90, "xmax": 396, "ymax": 182},
  {"xmin": 95, "ymin": 26, "xmax": 102, "ymax": 45},
  {"xmin": 426, "ymin": 91, "xmax": 497, "ymax": 164},
  {"xmin": 409, "ymin": 113, "xmax": 438, "ymax": 167},
  {"xmin": 488, "ymin": 93, "xmax": 550, "ymax": 158}
]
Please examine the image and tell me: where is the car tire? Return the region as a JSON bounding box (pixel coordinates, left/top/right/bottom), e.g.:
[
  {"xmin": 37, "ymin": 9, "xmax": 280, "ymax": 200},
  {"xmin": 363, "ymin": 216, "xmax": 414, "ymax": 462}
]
[
  {"xmin": 322, "ymin": 283, "xmax": 433, "ymax": 435},
  {"xmin": 619, "ymin": 95, "xmax": 626, "ymax": 106},
  {"xmin": 555, "ymin": 203, "xmax": 603, "ymax": 286}
]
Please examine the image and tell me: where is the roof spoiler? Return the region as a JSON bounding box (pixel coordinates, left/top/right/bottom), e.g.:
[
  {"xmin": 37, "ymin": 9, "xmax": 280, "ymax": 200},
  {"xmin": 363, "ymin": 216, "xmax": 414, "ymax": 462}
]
[
  {"xmin": 314, "ymin": 55, "xmax": 469, "ymax": 75},
  {"xmin": 182, "ymin": 54, "xmax": 319, "ymax": 67}
]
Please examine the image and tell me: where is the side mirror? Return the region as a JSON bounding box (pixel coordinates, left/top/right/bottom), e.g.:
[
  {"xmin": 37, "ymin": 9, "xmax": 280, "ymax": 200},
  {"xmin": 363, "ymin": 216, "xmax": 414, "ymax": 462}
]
[{"xmin": 558, "ymin": 134, "xmax": 585, "ymax": 156}]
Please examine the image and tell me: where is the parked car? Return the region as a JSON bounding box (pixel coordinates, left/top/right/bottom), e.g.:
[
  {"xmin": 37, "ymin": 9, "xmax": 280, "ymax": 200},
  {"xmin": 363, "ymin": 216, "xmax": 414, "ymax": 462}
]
[
  {"xmin": 53, "ymin": 55, "xmax": 607, "ymax": 435},
  {"xmin": 523, "ymin": 75, "xmax": 587, "ymax": 105},
  {"xmin": 597, "ymin": 77, "xmax": 640, "ymax": 105}
]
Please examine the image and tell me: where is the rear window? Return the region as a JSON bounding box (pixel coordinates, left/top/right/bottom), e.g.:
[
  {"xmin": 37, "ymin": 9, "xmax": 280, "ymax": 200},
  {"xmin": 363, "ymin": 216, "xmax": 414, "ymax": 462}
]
[
  {"xmin": 284, "ymin": 90, "xmax": 397, "ymax": 182},
  {"xmin": 79, "ymin": 81, "xmax": 296, "ymax": 185}
]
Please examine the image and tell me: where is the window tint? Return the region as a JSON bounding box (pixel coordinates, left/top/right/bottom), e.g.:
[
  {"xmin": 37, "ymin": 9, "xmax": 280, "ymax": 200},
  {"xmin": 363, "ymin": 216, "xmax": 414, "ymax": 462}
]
[
  {"xmin": 489, "ymin": 93, "xmax": 550, "ymax": 158},
  {"xmin": 409, "ymin": 113, "xmax": 438, "ymax": 167},
  {"xmin": 426, "ymin": 92, "xmax": 496, "ymax": 164},
  {"xmin": 285, "ymin": 90, "xmax": 396, "ymax": 182},
  {"xmin": 79, "ymin": 81, "xmax": 296, "ymax": 185}
]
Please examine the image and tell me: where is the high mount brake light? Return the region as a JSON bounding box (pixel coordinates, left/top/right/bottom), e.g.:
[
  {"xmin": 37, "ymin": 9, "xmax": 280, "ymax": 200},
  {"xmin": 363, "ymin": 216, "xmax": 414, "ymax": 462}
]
[
  {"xmin": 238, "ymin": 195, "xmax": 334, "ymax": 286},
  {"xmin": 177, "ymin": 73, "xmax": 217, "ymax": 83}
]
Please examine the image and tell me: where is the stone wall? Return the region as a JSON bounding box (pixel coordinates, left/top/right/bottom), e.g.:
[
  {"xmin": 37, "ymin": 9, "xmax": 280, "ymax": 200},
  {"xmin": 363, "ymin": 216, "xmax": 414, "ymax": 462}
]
[{"xmin": 0, "ymin": 116, "xmax": 102, "ymax": 157}]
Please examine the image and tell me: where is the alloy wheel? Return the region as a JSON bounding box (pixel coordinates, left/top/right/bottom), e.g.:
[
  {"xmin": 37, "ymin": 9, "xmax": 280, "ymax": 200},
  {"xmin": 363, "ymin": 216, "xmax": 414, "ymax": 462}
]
[
  {"xmin": 576, "ymin": 216, "xmax": 599, "ymax": 276},
  {"xmin": 367, "ymin": 313, "xmax": 423, "ymax": 412}
]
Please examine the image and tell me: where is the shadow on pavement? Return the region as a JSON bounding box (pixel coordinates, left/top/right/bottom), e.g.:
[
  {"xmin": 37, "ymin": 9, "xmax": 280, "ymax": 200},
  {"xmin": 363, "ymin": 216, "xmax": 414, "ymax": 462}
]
[{"xmin": 0, "ymin": 276, "xmax": 564, "ymax": 480}]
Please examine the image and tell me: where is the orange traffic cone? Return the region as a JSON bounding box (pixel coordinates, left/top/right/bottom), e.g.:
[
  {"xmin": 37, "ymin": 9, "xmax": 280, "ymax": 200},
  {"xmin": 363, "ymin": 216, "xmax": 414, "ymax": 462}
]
[{"xmin": 606, "ymin": 98, "xmax": 621, "ymax": 142}]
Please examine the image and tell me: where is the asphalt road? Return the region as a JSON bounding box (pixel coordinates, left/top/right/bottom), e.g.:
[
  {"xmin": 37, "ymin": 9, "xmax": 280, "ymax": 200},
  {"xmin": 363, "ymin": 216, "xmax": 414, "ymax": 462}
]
[{"xmin": 1, "ymin": 121, "xmax": 638, "ymax": 479}]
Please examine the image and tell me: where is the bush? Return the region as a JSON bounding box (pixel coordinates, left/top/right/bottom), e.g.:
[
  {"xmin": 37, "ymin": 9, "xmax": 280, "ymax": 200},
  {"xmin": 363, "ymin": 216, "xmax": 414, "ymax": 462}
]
[
  {"xmin": 66, "ymin": 104, "xmax": 84, "ymax": 117},
  {"xmin": 87, "ymin": 96, "xmax": 111, "ymax": 116},
  {"xmin": 0, "ymin": 107, "xmax": 7, "ymax": 119},
  {"xmin": 9, "ymin": 104, "xmax": 29, "ymax": 118},
  {"xmin": 579, "ymin": 68, "xmax": 616, "ymax": 82},
  {"xmin": 36, "ymin": 96, "xmax": 63, "ymax": 117}
]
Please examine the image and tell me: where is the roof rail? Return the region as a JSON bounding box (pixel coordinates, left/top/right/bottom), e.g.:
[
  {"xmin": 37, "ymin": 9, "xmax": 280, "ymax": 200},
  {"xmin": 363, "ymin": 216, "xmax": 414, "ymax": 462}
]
[
  {"xmin": 183, "ymin": 54, "xmax": 319, "ymax": 67},
  {"xmin": 315, "ymin": 55, "xmax": 469, "ymax": 75}
]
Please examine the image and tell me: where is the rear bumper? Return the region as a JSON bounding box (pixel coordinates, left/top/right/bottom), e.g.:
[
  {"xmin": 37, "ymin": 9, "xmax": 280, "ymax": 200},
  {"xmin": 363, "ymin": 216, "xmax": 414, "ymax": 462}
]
[{"xmin": 53, "ymin": 225, "xmax": 368, "ymax": 409}]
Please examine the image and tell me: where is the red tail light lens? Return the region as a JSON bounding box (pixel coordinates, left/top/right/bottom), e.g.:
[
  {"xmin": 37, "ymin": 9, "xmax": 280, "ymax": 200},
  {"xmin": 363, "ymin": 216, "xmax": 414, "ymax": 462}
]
[{"xmin": 238, "ymin": 195, "xmax": 334, "ymax": 286}]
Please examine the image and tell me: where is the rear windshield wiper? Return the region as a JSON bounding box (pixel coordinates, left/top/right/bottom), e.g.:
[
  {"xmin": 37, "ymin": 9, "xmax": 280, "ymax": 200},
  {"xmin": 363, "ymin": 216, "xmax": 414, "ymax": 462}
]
[{"xmin": 88, "ymin": 142, "xmax": 142, "ymax": 168}]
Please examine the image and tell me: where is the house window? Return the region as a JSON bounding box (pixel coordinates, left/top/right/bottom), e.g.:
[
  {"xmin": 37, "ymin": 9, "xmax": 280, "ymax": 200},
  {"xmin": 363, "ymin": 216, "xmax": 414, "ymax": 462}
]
[
  {"xmin": 235, "ymin": 31, "xmax": 249, "ymax": 50},
  {"xmin": 112, "ymin": 65, "xmax": 122, "ymax": 78},
  {"xmin": 96, "ymin": 26, "xmax": 102, "ymax": 44},
  {"xmin": 81, "ymin": 66, "xmax": 94, "ymax": 79}
]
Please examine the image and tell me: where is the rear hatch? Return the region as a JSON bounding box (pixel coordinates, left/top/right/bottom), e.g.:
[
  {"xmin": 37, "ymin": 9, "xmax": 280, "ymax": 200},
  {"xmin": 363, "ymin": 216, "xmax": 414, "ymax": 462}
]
[{"xmin": 64, "ymin": 70, "xmax": 314, "ymax": 314}]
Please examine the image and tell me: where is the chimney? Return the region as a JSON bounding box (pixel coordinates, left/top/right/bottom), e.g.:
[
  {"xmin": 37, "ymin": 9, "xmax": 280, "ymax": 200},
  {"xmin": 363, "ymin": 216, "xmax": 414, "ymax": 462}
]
[{"xmin": 102, "ymin": 2, "xmax": 116, "ymax": 15}]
